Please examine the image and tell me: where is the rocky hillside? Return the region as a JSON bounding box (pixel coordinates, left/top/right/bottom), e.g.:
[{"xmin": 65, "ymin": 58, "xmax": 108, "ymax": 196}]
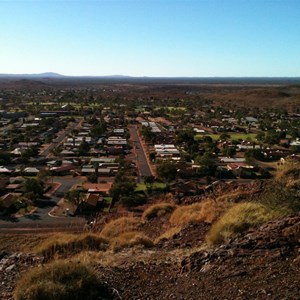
[
  {"xmin": 0, "ymin": 163, "xmax": 299, "ymax": 299},
  {"xmin": 0, "ymin": 213, "xmax": 299, "ymax": 299}
]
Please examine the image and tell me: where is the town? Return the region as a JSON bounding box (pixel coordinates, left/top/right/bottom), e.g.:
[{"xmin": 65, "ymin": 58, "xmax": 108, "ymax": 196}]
[{"xmin": 0, "ymin": 80, "xmax": 299, "ymax": 228}]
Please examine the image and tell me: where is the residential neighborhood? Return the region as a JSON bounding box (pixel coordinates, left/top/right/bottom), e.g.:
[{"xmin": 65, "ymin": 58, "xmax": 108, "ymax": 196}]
[{"xmin": 0, "ymin": 83, "xmax": 299, "ymax": 229}]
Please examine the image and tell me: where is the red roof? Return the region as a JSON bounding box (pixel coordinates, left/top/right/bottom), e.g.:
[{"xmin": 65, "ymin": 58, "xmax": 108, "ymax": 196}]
[
  {"xmin": 82, "ymin": 183, "xmax": 112, "ymax": 193},
  {"xmin": 84, "ymin": 193, "xmax": 101, "ymax": 207},
  {"xmin": 227, "ymin": 162, "xmax": 248, "ymax": 170}
]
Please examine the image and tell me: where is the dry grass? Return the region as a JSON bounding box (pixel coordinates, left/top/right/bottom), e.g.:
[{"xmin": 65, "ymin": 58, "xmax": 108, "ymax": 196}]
[
  {"xmin": 286, "ymin": 178, "xmax": 300, "ymax": 189},
  {"xmin": 169, "ymin": 200, "xmax": 233, "ymax": 226},
  {"xmin": 100, "ymin": 217, "xmax": 141, "ymax": 239},
  {"xmin": 206, "ymin": 202, "xmax": 277, "ymax": 246},
  {"xmin": 154, "ymin": 227, "xmax": 182, "ymax": 244},
  {"xmin": 276, "ymin": 162, "xmax": 300, "ymax": 186},
  {"xmin": 142, "ymin": 203, "xmax": 176, "ymax": 220},
  {"xmin": 215, "ymin": 191, "xmax": 249, "ymax": 203},
  {"xmin": 110, "ymin": 231, "xmax": 153, "ymax": 251},
  {"xmin": 35, "ymin": 233, "xmax": 108, "ymax": 261},
  {"xmin": 0, "ymin": 234, "xmax": 48, "ymax": 252},
  {"xmin": 14, "ymin": 260, "xmax": 111, "ymax": 300}
]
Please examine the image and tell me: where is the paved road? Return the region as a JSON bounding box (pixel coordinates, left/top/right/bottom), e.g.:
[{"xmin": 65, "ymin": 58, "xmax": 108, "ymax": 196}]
[
  {"xmin": 128, "ymin": 125, "xmax": 152, "ymax": 179},
  {"xmin": 40, "ymin": 118, "xmax": 82, "ymax": 157},
  {"xmin": 0, "ymin": 176, "xmax": 85, "ymax": 232}
]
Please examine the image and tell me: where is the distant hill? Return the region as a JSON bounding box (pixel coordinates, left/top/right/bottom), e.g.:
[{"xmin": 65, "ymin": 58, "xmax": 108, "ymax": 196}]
[{"xmin": 0, "ymin": 72, "xmax": 64, "ymax": 78}]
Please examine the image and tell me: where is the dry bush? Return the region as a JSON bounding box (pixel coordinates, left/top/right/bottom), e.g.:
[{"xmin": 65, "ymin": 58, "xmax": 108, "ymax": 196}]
[
  {"xmin": 14, "ymin": 260, "xmax": 112, "ymax": 300},
  {"xmin": 206, "ymin": 202, "xmax": 276, "ymax": 246},
  {"xmin": 35, "ymin": 233, "xmax": 108, "ymax": 261},
  {"xmin": 276, "ymin": 162, "xmax": 300, "ymax": 185},
  {"xmin": 286, "ymin": 178, "xmax": 300, "ymax": 189},
  {"xmin": 100, "ymin": 217, "xmax": 141, "ymax": 239},
  {"xmin": 110, "ymin": 231, "xmax": 153, "ymax": 251},
  {"xmin": 169, "ymin": 200, "xmax": 233, "ymax": 226},
  {"xmin": 142, "ymin": 203, "xmax": 176, "ymax": 220},
  {"xmin": 154, "ymin": 227, "xmax": 182, "ymax": 244}
]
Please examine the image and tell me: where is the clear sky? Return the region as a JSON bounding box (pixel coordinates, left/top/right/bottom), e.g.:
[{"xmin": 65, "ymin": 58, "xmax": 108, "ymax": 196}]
[{"xmin": 1, "ymin": 0, "xmax": 300, "ymax": 77}]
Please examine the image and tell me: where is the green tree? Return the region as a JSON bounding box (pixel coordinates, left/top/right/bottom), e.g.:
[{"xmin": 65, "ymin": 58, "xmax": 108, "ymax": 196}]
[
  {"xmin": 87, "ymin": 173, "xmax": 98, "ymax": 183},
  {"xmin": 78, "ymin": 140, "xmax": 90, "ymax": 156},
  {"xmin": 195, "ymin": 152, "xmax": 216, "ymax": 176},
  {"xmin": 141, "ymin": 126, "xmax": 156, "ymax": 143},
  {"xmin": 37, "ymin": 168, "xmax": 51, "ymax": 183},
  {"xmin": 23, "ymin": 178, "xmax": 44, "ymax": 201},
  {"xmin": 219, "ymin": 133, "xmax": 230, "ymax": 141},
  {"xmin": 64, "ymin": 190, "xmax": 84, "ymax": 206},
  {"xmin": 157, "ymin": 160, "xmax": 177, "ymax": 182},
  {"xmin": 144, "ymin": 175, "xmax": 155, "ymax": 192},
  {"xmin": 223, "ymin": 146, "xmax": 236, "ymax": 158},
  {"xmin": 109, "ymin": 179, "xmax": 136, "ymax": 206}
]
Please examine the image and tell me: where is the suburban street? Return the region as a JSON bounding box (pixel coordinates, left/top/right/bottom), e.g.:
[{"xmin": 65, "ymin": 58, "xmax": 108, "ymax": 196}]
[
  {"xmin": 128, "ymin": 125, "xmax": 153, "ymax": 179},
  {"xmin": 40, "ymin": 118, "xmax": 82, "ymax": 157},
  {"xmin": 0, "ymin": 176, "xmax": 85, "ymax": 233}
]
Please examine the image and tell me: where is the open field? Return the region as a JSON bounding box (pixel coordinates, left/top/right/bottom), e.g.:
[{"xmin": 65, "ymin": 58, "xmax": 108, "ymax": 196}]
[
  {"xmin": 135, "ymin": 182, "xmax": 166, "ymax": 192},
  {"xmin": 195, "ymin": 133, "xmax": 257, "ymax": 141}
]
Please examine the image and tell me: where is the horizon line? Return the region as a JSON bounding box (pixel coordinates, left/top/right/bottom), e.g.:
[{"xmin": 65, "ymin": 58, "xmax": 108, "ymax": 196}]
[{"xmin": 1, "ymin": 72, "xmax": 300, "ymax": 79}]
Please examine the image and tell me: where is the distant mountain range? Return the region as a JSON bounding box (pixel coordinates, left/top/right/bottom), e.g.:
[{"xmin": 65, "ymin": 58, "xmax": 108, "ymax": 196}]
[
  {"xmin": 0, "ymin": 73, "xmax": 300, "ymax": 86},
  {"xmin": 0, "ymin": 72, "xmax": 135, "ymax": 79}
]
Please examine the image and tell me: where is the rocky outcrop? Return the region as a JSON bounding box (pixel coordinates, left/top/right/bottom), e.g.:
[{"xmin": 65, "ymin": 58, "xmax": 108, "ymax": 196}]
[{"xmin": 0, "ymin": 252, "xmax": 44, "ymax": 300}]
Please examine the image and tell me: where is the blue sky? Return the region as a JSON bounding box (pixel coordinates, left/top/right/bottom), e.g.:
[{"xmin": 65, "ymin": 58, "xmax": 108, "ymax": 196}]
[{"xmin": 1, "ymin": 0, "xmax": 300, "ymax": 77}]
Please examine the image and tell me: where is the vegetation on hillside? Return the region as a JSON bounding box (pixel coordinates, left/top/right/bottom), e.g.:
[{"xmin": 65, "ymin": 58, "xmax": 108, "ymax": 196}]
[{"xmin": 14, "ymin": 261, "xmax": 112, "ymax": 300}]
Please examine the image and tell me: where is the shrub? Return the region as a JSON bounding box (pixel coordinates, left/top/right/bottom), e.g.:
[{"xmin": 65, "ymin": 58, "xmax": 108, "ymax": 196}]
[
  {"xmin": 35, "ymin": 233, "xmax": 108, "ymax": 261},
  {"xmin": 142, "ymin": 203, "xmax": 176, "ymax": 220},
  {"xmin": 100, "ymin": 217, "xmax": 141, "ymax": 239},
  {"xmin": 206, "ymin": 202, "xmax": 276, "ymax": 246},
  {"xmin": 169, "ymin": 200, "xmax": 233, "ymax": 226},
  {"xmin": 110, "ymin": 231, "xmax": 153, "ymax": 251},
  {"xmin": 14, "ymin": 261, "xmax": 112, "ymax": 300}
]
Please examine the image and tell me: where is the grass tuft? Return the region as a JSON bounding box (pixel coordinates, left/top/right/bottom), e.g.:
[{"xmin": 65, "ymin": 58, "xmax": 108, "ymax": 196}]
[
  {"xmin": 110, "ymin": 231, "xmax": 153, "ymax": 251},
  {"xmin": 206, "ymin": 202, "xmax": 277, "ymax": 246},
  {"xmin": 35, "ymin": 233, "xmax": 108, "ymax": 261},
  {"xmin": 100, "ymin": 217, "xmax": 141, "ymax": 239},
  {"xmin": 14, "ymin": 260, "xmax": 112, "ymax": 300},
  {"xmin": 142, "ymin": 203, "xmax": 176, "ymax": 220},
  {"xmin": 169, "ymin": 200, "xmax": 233, "ymax": 226}
]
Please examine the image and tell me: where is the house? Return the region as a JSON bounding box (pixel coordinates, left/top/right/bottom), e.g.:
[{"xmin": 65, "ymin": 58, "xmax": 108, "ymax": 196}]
[
  {"xmin": 219, "ymin": 157, "xmax": 246, "ymax": 163},
  {"xmin": 0, "ymin": 193, "xmax": 19, "ymax": 213},
  {"xmin": 193, "ymin": 128, "xmax": 206, "ymax": 134},
  {"xmin": 23, "ymin": 167, "xmax": 40, "ymax": 176},
  {"xmin": 0, "ymin": 166, "xmax": 13, "ymax": 175},
  {"xmin": 106, "ymin": 136, "xmax": 127, "ymax": 146},
  {"xmin": 76, "ymin": 193, "xmax": 104, "ymax": 214},
  {"xmin": 154, "ymin": 144, "xmax": 180, "ymax": 158},
  {"xmin": 82, "ymin": 182, "xmax": 112, "ymax": 195},
  {"xmin": 5, "ymin": 183, "xmax": 22, "ymax": 193},
  {"xmin": 50, "ymin": 164, "xmax": 75, "ymax": 176}
]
